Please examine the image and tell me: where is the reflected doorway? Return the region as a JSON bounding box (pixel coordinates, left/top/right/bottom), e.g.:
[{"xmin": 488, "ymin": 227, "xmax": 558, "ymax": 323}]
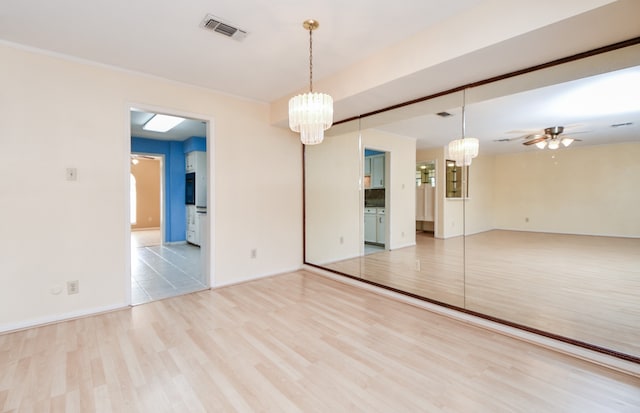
[
  {"xmin": 364, "ymin": 148, "xmax": 387, "ymax": 255},
  {"xmin": 416, "ymin": 160, "xmax": 436, "ymax": 235}
]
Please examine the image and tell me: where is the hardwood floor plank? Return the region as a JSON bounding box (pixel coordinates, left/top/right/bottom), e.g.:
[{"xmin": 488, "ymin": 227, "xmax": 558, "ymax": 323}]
[
  {"xmin": 321, "ymin": 230, "xmax": 640, "ymax": 357},
  {"xmin": 1, "ymin": 270, "xmax": 639, "ymax": 412}
]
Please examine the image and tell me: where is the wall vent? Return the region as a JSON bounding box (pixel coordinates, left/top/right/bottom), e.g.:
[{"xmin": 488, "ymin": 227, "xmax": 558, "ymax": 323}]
[{"xmin": 200, "ymin": 14, "xmax": 247, "ymax": 41}]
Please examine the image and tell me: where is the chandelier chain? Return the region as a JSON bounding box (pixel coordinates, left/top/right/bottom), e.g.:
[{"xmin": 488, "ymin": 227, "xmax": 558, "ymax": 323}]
[{"xmin": 309, "ymin": 28, "xmax": 313, "ymax": 92}]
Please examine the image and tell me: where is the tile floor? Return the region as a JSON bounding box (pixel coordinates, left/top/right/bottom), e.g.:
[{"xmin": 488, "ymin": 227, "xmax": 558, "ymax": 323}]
[
  {"xmin": 131, "ymin": 229, "xmax": 207, "ymax": 305},
  {"xmin": 364, "ymin": 243, "xmax": 385, "ymax": 255}
]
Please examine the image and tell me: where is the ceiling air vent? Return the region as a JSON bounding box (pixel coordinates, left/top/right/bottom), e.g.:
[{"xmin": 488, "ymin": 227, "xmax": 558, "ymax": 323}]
[{"xmin": 200, "ymin": 14, "xmax": 247, "ymax": 41}]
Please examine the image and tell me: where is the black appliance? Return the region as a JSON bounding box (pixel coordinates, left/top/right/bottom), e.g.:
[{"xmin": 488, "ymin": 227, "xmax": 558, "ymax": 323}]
[{"xmin": 185, "ymin": 172, "xmax": 196, "ymax": 205}]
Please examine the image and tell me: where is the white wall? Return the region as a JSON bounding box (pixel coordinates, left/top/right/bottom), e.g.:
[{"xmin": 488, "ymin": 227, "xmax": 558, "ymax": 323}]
[{"xmin": 0, "ymin": 43, "xmax": 302, "ymax": 330}]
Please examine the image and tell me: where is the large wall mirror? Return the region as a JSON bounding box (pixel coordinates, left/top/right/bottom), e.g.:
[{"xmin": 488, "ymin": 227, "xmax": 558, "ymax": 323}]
[{"xmin": 305, "ymin": 42, "xmax": 640, "ymax": 361}]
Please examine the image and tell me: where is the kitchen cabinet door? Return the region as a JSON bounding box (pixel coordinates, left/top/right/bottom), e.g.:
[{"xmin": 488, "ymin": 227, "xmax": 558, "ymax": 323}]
[
  {"xmin": 376, "ymin": 211, "xmax": 385, "ymax": 244},
  {"xmin": 371, "ymin": 155, "xmax": 385, "ymax": 188},
  {"xmin": 364, "ymin": 213, "xmax": 377, "ymax": 243}
]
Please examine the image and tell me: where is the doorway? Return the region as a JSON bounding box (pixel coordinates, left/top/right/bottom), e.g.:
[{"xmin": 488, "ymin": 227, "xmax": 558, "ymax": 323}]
[{"xmin": 128, "ymin": 107, "xmax": 210, "ymax": 305}]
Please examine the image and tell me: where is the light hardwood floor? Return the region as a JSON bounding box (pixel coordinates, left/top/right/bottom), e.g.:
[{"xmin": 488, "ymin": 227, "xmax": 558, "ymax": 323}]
[
  {"xmin": 1, "ymin": 271, "xmax": 639, "ymax": 412},
  {"xmin": 322, "ymin": 230, "xmax": 640, "ymax": 358}
]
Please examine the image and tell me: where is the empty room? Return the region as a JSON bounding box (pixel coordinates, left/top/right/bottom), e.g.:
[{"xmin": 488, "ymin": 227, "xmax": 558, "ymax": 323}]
[{"xmin": 1, "ymin": 1, "xmax": 639, "ymax": 411}]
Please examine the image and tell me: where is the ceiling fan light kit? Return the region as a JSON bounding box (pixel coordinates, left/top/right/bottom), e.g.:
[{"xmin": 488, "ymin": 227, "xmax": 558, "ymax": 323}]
[{"xmin": 523, "ymin": 126, "xmax": 581, "ymax": 150}]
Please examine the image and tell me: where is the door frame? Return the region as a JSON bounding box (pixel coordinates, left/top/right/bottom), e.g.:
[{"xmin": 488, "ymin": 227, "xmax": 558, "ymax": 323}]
[{"xmin": 124, "ymin": 103, "xmax": 215, "ymax": 305}]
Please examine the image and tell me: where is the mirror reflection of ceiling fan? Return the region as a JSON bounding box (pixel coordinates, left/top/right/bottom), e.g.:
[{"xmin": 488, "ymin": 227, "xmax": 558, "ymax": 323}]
[{"xmin": 496, "ymin": 126, "xmax": 585, "ymax": 150}]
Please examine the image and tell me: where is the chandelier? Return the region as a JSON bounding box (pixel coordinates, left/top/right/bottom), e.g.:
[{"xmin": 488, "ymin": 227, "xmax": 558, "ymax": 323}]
[
  {"xmin": 447, "ymin": 90, "xmax": 479, "ymax": 166},
  {"xmin": 288, "ymin": 19, "xmax": 333, "ymax": 145}
]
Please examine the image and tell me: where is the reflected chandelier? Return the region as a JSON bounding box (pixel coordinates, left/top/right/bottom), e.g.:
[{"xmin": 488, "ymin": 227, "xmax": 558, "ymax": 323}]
[
  {"xmin": 447, "ymin": 90, "xmax": 479, "ymax": 166},
  {"xmin": 288, "ymin": 19, "xmax": 333, "ymax": 145}
]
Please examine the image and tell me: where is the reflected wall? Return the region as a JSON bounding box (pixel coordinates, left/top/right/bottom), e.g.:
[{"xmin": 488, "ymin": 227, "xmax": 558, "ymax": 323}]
[{"xmin": 305, "ymin": 42, "xmax": 640, "ymax": 360}]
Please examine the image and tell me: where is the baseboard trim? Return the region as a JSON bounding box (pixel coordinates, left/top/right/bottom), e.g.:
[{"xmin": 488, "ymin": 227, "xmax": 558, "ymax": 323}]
[
  {"xmin": 303, "ymin": 264, "xmax": 640, "ymax": 378},
  {"xmin": 0, "ymin": 303, "xmax": 129, "ymax": 335},
  {"xmin": 389, "ymin": 241, "xmax": 416, "ymax": 250},
  {"xmin": 212, "ymin": 266, "xmax": 304, "ymax": 289}
]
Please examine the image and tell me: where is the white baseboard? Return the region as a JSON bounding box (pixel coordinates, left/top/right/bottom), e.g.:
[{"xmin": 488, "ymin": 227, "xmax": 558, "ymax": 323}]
[
  {"xmin": 0, "ymin": 303, "xmax": 129, "ymax": 334},
  {"xmin": 212, "ymin": 265, "xmax": 304, "ymax": 289},
  {"xmin": 303, "ymin": 264, "xmax": 640, "ymax": 378},
  {"xmin": 389, "ymin": 241, "xmax": 416, "ymax": 250}
]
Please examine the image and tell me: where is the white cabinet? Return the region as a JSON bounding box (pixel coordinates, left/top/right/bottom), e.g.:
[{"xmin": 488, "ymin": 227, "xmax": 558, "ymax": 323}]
[
  {"xmin": 364, "ymin": 208, "xmax": 377, "ymax": 243},
  {"xmin": 370, "ymin": 154, "xmax": 385, "ymax": 188},
  {"xmin": 376, "ymin": 208, "xmax": 385, "ymax": 244},
  {"xmin": 186, "ymin": 152, "xmax": 195, "ymax": 172},
  {"xmin": 364, "ymin": 154, "xmax": 385, "ymax": 189},
  {"xmin": 186, "ymin": 205, "xmax": 199, "ymax": 245},
  {"xmin": 186, "ymin": 150, "xmax": 206, "ymax": 245},
  {"xmin": 364, "ymin": 157, "xmax": 371, "ymax": 176},
  {"xmin": 364, "ymin": 207, "xmax": 385, "ymax": 245}
]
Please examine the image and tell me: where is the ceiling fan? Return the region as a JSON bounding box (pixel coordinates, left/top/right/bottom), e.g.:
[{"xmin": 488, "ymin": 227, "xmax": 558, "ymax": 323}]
[
  {"xmin": 521, "ymin": 126, "xmax": 582, "ymax": 149},
  {"xmin": 495, "ymin": 126, "xmax": 583, "ymax": 149}
]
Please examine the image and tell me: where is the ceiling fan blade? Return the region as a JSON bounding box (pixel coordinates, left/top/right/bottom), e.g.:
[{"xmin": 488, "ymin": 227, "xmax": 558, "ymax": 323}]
[
  {"xmin": 493, "ymin": 136, "xmax": 527, "ymax": 142},
  {"xmin": 523, "ymin": 136, "xmax": 547, "ymax": 146}
]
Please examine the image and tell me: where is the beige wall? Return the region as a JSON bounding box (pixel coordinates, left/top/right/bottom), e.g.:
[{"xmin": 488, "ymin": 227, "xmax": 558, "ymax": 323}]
[
  {"xmin": 131, "ymin": 158, "xmax": 161, "ymax": 230},
  {"xmin": 0, "ymin": 43, "xmax": 302, "ymax": 330},
  {"xmin": 420, "ymin": 142, "xmax": 639, "ymax": 238},
  {"xmin": 492, "ymin": 142, "xmax": 640, "ymax": 237},
  {"xmin": 463, "ymin": 154, "xmax": 495, "ymax": 236},
  {"xmin": 305, "ymin": 131, "xmax": 361, "ymax": 265}
]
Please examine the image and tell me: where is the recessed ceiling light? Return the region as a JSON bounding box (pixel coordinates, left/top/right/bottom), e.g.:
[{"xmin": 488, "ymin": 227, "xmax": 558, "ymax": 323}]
[{"xmin": 143, "ymin": 114, "xmax": 186, "ymax": 132}]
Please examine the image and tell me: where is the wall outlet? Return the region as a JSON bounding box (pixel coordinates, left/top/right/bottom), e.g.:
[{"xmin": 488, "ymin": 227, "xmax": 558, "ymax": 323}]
[
  {"xmin": 66, "ymin": 168, "xmax": 78, "ymax": 181},
  {"xmin": 339, "ymin": 236, "xmax": 344, "ymax": 244},
  {"xmin": 250, "ymin": 248, "xmax": 257, "ymax": 259},
  {"xmin": 525, "ymin": 217, "xmax": 530, "ymax": 223},
  {"xmin": 67, "ymin": 280, "xmax": 79, "ymax": 295}
]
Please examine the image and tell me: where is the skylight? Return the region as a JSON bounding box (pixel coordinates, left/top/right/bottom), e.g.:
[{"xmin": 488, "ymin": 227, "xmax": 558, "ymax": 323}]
[{"xmin": 143, "ymin": 114, "xmax": 186, "ymax": 132}]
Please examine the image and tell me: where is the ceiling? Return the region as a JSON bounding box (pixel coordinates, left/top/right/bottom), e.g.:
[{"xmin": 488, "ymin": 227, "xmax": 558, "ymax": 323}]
[
  {"xmin": 0, "ymin": 0, "xmax": 480, "ymax": 103},
  {"xmin": 375, "ymin": 64, "xmax": 640, "ymax": 153},
  {"xmin": 2, "ymin": 1, "xmax": 639, "ymax": 147}
]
